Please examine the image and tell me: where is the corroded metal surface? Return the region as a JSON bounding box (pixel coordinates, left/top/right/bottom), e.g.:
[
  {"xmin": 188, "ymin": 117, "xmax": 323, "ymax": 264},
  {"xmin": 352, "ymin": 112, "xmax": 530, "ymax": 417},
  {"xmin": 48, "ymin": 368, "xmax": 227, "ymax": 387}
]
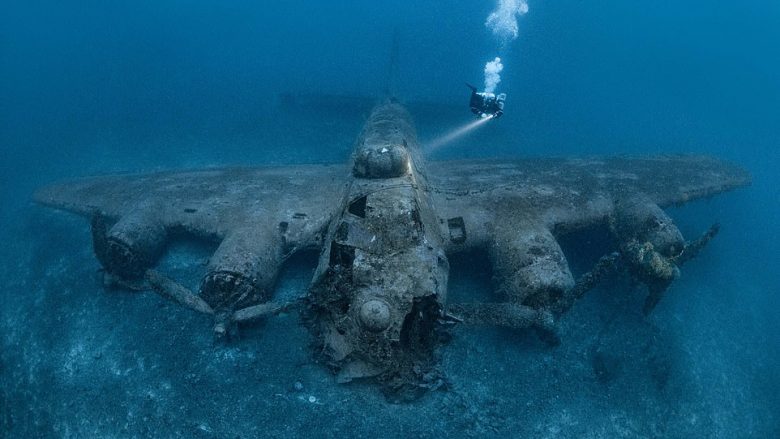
[{"xmin": 34, "ymin": 102, "xmax": 750, "ymax": 398}]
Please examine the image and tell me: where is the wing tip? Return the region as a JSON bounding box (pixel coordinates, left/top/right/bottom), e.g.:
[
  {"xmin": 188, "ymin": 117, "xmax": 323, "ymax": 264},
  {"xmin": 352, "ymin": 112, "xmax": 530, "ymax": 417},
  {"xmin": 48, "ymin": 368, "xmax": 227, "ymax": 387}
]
[
  {"xmin": 32, "ymin": 184, "xmax": 59, "ymax": 206},
  {"xmin": 716, "ymin": 157, "xmax": 752, "ymax": 189},
  {"xmin": 32, "ymin": 180, "xmax": 97, "ymax": 215}
]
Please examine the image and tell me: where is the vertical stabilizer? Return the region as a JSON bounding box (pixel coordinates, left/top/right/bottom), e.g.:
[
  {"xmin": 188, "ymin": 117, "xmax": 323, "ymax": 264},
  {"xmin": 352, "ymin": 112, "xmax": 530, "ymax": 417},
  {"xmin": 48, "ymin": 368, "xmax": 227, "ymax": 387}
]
[{"xmin": 384, "ymin": 29, "xmax": 400, "ymax": 99}]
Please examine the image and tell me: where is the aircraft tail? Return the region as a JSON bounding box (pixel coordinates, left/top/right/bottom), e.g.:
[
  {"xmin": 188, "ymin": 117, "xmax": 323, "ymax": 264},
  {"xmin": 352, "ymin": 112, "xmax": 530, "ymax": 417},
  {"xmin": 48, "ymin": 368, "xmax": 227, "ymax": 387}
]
[{"xmin": 383, "ymin": 29, "xmax": 400, "ymax": 99}]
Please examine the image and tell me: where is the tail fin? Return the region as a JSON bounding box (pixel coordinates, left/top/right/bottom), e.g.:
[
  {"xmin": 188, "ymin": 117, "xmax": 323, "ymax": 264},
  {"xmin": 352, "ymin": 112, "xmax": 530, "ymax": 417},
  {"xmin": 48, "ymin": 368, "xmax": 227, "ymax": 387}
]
[
  {"xmin": 466, "ymin": 83, "xmax": 478, "ymax": 93},
  {"xmin": 384, "ymin": 29, "xmax": 400, "ymax": 99}
]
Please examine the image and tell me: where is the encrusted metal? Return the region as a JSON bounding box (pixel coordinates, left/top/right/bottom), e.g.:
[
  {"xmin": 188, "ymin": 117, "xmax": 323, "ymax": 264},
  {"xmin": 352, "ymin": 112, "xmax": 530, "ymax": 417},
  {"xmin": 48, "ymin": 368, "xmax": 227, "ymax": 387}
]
[{"xmin": 34, "ymin": 101, "xmax": 750, "ymax": 398}]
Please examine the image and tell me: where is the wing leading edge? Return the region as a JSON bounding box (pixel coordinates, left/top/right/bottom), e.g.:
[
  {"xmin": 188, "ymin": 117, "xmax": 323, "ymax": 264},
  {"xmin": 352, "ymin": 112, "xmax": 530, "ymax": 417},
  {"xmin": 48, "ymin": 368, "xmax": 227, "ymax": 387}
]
[
  {"xmin": 34, "ymin": 154, "xmax": 750, "ymax": 335},
  {"xmin": 35, "ymin": 165, "xmax": 347, "ymax": 241},
  {"xmin": 35, "ymin": 165, "xmax": 347, "ymax": 332},
  {"xmin": 427, "ymin": 155, "xmax": 749, "ymax": 316},
  {"xmin": 428, "ymin": 155, "xmax": 750, "ymax": 247}
]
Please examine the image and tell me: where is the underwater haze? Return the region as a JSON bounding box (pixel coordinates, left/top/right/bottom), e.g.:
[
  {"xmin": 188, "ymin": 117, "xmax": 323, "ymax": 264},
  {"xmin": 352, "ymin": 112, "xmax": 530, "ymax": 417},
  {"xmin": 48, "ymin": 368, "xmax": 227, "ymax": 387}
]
[{"xmin": 1, "ymin": 1, "xmax": 778, "ymax": 437}]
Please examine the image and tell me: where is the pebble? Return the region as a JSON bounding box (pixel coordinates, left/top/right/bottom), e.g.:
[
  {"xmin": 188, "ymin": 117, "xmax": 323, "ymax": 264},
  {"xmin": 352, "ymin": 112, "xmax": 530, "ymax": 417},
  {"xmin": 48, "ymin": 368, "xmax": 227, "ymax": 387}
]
[{"xmin": 293, "ymin": 381, "xmax": 304, "ymax": 392}]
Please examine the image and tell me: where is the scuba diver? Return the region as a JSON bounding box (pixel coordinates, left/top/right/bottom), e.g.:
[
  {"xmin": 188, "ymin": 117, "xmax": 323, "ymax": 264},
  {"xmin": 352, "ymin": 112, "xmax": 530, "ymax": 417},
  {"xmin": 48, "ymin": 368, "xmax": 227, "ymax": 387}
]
[{"xmin": 467, "ymin": 84, "xmax": 506, "ymax": 119}]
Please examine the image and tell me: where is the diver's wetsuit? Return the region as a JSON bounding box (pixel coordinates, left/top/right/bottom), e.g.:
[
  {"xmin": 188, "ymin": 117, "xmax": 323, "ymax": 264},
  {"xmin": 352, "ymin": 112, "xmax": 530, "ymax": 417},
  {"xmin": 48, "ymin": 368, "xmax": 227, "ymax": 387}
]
[{"xmin": 467, "ymin": 85, "xmax": 504, "ymax": 118}]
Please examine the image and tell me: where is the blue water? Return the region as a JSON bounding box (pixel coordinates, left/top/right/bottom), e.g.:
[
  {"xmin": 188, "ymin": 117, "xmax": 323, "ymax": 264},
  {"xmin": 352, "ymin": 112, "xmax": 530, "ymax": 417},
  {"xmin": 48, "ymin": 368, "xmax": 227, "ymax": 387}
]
[{"xmin": 1, "ymin": 1, "xmax": 778, "ymax": 437}]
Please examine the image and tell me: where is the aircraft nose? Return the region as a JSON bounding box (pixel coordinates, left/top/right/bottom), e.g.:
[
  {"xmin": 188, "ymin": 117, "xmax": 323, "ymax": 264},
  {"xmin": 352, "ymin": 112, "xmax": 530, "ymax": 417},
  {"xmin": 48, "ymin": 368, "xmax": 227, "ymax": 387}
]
[{"xmin": 359, "ymin": 299, "xmax": 392, "ymax": 332}]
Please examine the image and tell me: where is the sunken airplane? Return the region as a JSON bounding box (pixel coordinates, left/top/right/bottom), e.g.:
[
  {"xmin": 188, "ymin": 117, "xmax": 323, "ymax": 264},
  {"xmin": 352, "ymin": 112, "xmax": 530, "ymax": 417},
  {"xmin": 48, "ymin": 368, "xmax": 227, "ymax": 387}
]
[{"xmin": 35, "ymin": 101, "xmax": 749, "ymax": 398}]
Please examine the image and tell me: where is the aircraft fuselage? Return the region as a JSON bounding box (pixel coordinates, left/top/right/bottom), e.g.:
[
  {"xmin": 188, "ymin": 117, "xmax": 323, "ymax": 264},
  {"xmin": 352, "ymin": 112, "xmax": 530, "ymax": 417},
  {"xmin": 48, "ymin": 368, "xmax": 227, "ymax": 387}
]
[{"xmin": 307, "ymin": 102, "xmax": 450, "ymax": 389}]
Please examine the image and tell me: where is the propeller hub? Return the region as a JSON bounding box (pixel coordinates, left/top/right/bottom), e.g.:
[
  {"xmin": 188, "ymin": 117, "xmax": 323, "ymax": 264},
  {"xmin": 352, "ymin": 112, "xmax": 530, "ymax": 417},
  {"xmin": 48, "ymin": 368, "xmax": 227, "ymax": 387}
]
[{"xmin": 359, "ymin": 299, "xmax": 392, "ymax": 332}]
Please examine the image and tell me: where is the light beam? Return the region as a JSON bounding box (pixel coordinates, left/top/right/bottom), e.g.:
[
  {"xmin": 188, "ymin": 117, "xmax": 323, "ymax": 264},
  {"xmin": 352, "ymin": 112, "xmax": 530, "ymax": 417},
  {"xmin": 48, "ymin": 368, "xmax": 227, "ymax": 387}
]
[{"xmin": 425, "ymin": 116, "xmax": 494, "ymax": 153}]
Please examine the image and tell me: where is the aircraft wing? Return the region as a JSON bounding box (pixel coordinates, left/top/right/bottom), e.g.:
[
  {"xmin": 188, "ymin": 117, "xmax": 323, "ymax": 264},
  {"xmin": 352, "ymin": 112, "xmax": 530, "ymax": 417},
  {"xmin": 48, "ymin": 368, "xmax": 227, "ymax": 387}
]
[
  {"xmin": 427, "ymin": 155, "xmax": 751, "ymax": 250},
  {"xmin": 35, "ymin": 156, "xmax": 750, "ymax": 250},
  {"xmin": 32, "ymin": 154, "xmax": 751, "ymax": 323},
  {"xmin": 34, "ymin": 165, "xmax": 348, "ymax": 246}
]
